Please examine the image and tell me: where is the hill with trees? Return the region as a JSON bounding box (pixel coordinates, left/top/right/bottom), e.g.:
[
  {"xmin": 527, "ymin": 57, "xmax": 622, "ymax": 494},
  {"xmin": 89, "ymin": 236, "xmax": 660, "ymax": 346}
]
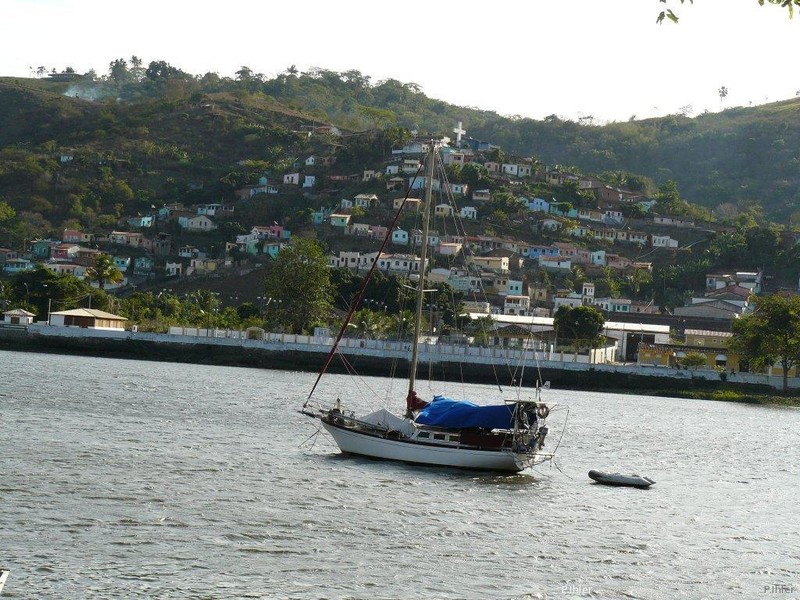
[
  {"xmin": 2, "ymin": 60, "xmax": 800, "ymax": 316},
  {"xmin": 2, "ymin": 62, "xmax": 799, "ymax": 227}
]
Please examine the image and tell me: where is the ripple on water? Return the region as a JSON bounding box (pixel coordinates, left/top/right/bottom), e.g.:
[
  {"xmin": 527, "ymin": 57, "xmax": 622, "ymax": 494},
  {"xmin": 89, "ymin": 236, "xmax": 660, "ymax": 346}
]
[{"xmin": 1, "ymin": 351, "xmax": 798, "ymax": 599}]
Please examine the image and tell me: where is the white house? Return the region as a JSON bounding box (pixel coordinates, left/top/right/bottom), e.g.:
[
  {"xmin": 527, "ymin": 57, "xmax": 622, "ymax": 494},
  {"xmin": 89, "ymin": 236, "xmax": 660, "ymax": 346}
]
[
  {"xmin": 377, "ymin": 253, "xmax": 424, "ymax": 275},
  {"xmin": 569, "ymin": 225, "xmax": 592, "ymax": 238},
  {"xmin": 434, "ymin": 203, "xmax": 453, "ymax": 217},
  {"xmin": 283, "ymin": 173, "xmax": 300, "ymax": 185},
  {"xmin": 446, "ymin": 182, "xmax": 468, "ymax": 195},
  {"xmin": 1, "ymin": 308, "xmax": 36, "ymax": 326},
  {"xmin": 330, "ymin": 214, "xmax": 351, "ymax": 228},
  {"xmin": 602, "ymin": 209, "xmax": 623, "ymax": 224},
  {"xmin": 538, "ymin": 218, "xmax": 562, "ymax": 231},
  {"xmin": 393, "ymin": 141, "xmax": 429, "ymax": 155},
  {"xmin": 527, "ymin": 197, "xmax": 550, "ymax": 213},
  {"xmin": 127, "ymin": 215, "xmax": 154, "ymax": 228},
  {"xmin": 552, "ymin": 293, "xmax": 584, "ymax": 312},
  {"xmin": 165, "ymin": 262, "xmax": 183, "ymax": 277},
  {"xmin": 460, "ymin": 206, "xmax": 478, "ymax": 220},
  {"xmin": 303, "ymin": 175, "xmax": 316, "ymax": 188},
  {"xmin": 651, "ymin": 234, "xmax": 679, "ymax": 248},
  {"xmin": 401, "ymin": 159, "xmax": 422, "ymax": 174},
  {"xmin": 48, "ymin": 308, "xmax": 127, "ymax": 330},
  {"xmin": 354, "ymin": 193, "xmax": 378, "ymax": 208},
  {"xmin": 180, "ymin": 215, "xmax": 217, "ymax": 232},
  {"xmin": 503, "ymin": 295, "xmax": 531, "ymax": 316},
  {"xmin": 590, "ymin": 250, "xmax": 606, "ymax": 266}
]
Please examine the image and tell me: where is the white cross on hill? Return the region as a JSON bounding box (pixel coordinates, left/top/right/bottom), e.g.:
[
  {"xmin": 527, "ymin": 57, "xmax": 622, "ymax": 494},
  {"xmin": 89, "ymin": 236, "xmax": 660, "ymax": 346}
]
[{"xmin": 453, "ymin": 121, "xmax": 466, "ymax": 147}]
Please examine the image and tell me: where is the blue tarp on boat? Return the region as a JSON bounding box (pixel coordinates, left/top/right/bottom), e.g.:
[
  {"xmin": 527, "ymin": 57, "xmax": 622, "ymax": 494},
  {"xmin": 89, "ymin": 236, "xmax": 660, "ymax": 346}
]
[{"xmin": 414, "ymin": 395, "xmax": 515, "ymax": 429}]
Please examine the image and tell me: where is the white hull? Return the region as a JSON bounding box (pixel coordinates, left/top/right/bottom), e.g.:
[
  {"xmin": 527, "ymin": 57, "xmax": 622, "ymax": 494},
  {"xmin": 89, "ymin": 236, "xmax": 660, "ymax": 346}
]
[
  {"xmin": 0, "ymin": 569, "xmax": 9, "ymax": 594},
  {"xmin": 321, "ymin": 421, "xmax": 536, "ymax": 472}
]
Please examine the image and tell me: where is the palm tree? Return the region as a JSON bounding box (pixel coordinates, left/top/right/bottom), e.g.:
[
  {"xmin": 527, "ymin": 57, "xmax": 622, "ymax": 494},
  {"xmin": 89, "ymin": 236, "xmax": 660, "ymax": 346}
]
[
  {"xmin": 348, "ymin": 309, "xmax": 392, "ymax": 340},
  {"xmin": 85, "ymin": 255, "xmax": 123, "ymax": 291}
]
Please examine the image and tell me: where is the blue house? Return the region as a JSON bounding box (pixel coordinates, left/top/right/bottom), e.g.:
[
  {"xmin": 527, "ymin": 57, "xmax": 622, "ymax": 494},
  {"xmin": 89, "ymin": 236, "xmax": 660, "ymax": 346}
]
[
  {"xmin": 313, "ymin": 207, "xmax": 332, "ymax": 225},
  {"xmin": 522, "ymin": 244, "xmax": 560, "ymax": 259}
]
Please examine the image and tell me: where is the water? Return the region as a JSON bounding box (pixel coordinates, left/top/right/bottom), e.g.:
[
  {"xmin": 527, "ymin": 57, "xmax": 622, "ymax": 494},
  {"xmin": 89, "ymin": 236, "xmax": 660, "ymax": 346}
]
[{"xmin": 1, "ymin": 349, "xmax": 798, "ymax": 599}]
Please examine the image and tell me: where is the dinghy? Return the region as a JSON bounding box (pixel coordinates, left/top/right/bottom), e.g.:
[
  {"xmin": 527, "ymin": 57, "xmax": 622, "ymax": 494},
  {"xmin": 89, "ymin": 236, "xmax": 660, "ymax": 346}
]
[
  {"xmin": 588, "ymin": 470, "xmax": 655, "ymax": 489},
  {"xmin": 0, "ymin": 569, "xmax": 9, "ymax": 595}
]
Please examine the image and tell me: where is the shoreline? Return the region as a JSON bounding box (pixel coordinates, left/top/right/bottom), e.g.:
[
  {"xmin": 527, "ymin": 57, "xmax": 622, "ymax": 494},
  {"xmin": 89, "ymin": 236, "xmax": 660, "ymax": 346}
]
[{"xmin": 2, "ymin": 326, "xmax": 798, "ymax": 407}]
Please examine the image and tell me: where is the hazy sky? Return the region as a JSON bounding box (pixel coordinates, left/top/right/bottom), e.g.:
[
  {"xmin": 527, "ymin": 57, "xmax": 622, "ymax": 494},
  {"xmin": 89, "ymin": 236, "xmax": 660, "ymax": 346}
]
[{"xmin": 2, "ymin": 0, "xmax": 797, "ymax": 123}]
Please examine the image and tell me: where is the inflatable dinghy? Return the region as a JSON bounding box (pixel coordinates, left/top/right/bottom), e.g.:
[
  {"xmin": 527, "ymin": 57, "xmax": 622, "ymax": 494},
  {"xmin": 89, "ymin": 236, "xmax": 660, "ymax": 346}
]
[{"xmin": 588, "ymin": 470, "xmax": 655, "ymax": 489}]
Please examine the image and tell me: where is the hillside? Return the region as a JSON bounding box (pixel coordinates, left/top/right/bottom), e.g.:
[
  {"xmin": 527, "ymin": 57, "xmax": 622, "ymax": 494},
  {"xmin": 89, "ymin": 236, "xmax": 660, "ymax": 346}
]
[
  {"xmin": 2, "ymin": 70, "xmax": 799, "ymax": 226},
  {"xmin": 1, "ymin": 72, "xmax": 800, "ymax": 308}
]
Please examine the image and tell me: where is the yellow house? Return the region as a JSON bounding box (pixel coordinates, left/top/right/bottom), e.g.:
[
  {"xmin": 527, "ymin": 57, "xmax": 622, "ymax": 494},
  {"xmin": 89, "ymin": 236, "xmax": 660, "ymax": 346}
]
[
  {"xmin": 637, "ymin": 329, "xmax": 741, "ymax": 372},
  {"xmin": 467, "ymin": 255, "xmax": 510, "ymax": 274},
  {"xmin": 638, "ymin": 328, "xmax": 800, "ymax": 377}
]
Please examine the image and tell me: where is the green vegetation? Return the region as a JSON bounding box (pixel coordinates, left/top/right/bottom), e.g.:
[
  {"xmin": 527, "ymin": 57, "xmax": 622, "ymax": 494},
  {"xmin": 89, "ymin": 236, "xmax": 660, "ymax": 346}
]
[
  {"xmin": 553, "ymin": 305, "xmax": 605, "ymax": 352},
  {"xmin": 262, "ymin": 238, "xmax": 333, "ymax": 334},
  {"xmin": 730, "ymin": 294, "xmax": 800, "ymax": 391}
]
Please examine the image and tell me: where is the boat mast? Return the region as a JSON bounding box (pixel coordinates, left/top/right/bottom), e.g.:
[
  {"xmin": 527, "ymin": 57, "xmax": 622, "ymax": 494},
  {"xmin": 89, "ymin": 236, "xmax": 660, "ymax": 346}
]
[{"xmin": 408, "ymin": 142, "xmax": 436, "ymax": 401}]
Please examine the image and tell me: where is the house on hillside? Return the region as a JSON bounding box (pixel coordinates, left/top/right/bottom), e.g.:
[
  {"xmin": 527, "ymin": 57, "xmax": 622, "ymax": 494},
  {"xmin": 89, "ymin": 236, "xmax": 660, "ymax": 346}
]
[
  {"xmin": 651, "ymin": 234, "xmax": 679, "ymax": 249},
  {"xmin": 472, "ymin": 189, "xmax": 491, "ymax": 202},
  {"xmin": 393, "ymin": 197, "xmax": 421, "ymax": 212},
  {"xmin": 330, "ymin": 214, "xmax": 351, "ymax": 228},
  {"xmin": 460, "ymin": 206, "xmax": 477, "ymax": 220},
  {"xmin": 434, "ymin": 203, "xmax": 453, "ymax": 217},
  {"xmin": 354, "ymin": 193, "xmax": 378, "ymax": 208},
  {"xmin": 3, "ymin": 259, "xmax": 34, "ymax": 274},
  {"xmin": 45, "ymin": 262, "xmax": 86, "ymax": 279},
  {"xmin": 127, "ymin": 215, "xmax": 154, "ymax": 228},
  {"xmin": 391, "ymin": 228, "xmax": 409, "ymax": 246},
  {"xmin": 526, "ymin": 197, "xmax": 549, "ymax": 213},
  {"xmin": 180, "ymin": 215, "xmax": 217, "ymax": 232}
]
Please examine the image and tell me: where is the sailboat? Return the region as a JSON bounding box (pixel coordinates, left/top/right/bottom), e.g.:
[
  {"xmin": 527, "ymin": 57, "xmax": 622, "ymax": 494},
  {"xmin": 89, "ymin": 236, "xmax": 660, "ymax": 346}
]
[{"xmin": 302, "ymin": 142, "xmax": 554, "ymax": 472}]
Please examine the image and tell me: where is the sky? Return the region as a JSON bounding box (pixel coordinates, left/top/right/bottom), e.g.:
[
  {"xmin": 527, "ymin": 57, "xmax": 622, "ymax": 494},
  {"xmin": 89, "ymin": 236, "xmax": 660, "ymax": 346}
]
[{"xmin": 1, "ymin": 0, "xmax": 798, "ymax": 123}]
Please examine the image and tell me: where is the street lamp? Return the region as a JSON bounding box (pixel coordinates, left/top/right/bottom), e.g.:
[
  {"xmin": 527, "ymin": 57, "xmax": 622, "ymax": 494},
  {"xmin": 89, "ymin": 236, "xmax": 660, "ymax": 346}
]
[{"xmin": 42, "ymin": 283, "xmax": 51, "ymax": 325}]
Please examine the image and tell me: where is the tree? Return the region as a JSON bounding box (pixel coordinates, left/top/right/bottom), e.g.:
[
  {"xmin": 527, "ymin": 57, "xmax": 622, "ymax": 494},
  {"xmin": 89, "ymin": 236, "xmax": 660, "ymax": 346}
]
[
  {"xmin": 657, "ymin": 0, "xmax": 800, "ymax": 24},
  {"xmin": 108, "ymin": 58, "xmax": 131, "ymax": 84},
  {"xmin": 348, "ymin": 308, "xmax": 393, "ymax": 339},
  {"xmin": 553, "ymin": 305, "xmax": 605, "ymax": 352},
  {"xmin": 263, "ymin": 239, "xmax": 333, "ymax": 334},
  {"xmin": 129, "ymin": 55, "xmax": 144, "ymax": 81},
  {"xmin": 680, "ymin": 352, "xmax": 709, "ymax": 370},
  {"xmin": 85, "ymin": 254, "xmax": 123, "ymax": 290},
  {"xmin": 718, "ymin": 85, "xmax": 729, "ymax": 109},
  {"xmin": 730, "ymin": 294, "xmax": 800, "ymax": 391}
]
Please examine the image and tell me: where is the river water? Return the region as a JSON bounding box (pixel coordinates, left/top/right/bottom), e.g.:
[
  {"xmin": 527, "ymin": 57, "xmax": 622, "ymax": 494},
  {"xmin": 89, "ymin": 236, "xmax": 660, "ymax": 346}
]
[{"xmin": 1, "ymin": 349, "xmax": 798, "ymax": 599}]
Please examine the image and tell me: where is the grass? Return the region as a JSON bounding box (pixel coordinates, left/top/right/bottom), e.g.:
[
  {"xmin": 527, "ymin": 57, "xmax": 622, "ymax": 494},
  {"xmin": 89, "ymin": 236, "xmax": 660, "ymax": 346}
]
[{"xmin": 650, "ymin": 387, "xmax": 800, "ymax": 407}]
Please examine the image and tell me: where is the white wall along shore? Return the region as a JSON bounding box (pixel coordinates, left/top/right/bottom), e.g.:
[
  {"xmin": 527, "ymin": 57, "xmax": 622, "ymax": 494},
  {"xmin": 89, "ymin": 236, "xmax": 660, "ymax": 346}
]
[{"xmin": 10, "ymin": 320, "xmax": 792, "ymax": 390}]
